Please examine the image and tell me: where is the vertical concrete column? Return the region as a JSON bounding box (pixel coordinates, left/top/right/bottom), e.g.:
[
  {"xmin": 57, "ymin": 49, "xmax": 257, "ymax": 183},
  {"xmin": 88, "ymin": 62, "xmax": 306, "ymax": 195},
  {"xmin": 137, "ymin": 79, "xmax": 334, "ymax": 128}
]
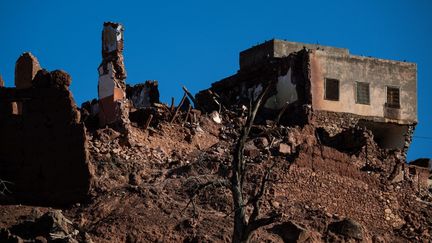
[{"xmin": 98, "ymin": 22, "xmax": 128, "ymax": 126}]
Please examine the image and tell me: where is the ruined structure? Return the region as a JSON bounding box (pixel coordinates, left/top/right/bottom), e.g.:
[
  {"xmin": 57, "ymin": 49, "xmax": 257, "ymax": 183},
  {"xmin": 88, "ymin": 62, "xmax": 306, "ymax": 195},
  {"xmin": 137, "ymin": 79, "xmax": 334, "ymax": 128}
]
[
  {"xmin": 0, "ymin": 23, "xmax": 431, "ymax": 243},
  {"xmin": 15, "ymin": 52, "xmax": 42, "ymax": 89},
  {"xmin": 0, "ymin": 54, "xmax": 92, "ymax": 205},
  {"xmin": 126, "ymin": 81, "xmax": 160, "ymax": 109},
  {"xmin": 12, "ymin": 53, "xmax": 42, "ymax": 115},
  {"xmin": 196, "ymin": 39, "xmax": 417, "ymax": 158},
  {"xmin": 98, "ymin": 22, "xmax": 128, "ymax": 127}
]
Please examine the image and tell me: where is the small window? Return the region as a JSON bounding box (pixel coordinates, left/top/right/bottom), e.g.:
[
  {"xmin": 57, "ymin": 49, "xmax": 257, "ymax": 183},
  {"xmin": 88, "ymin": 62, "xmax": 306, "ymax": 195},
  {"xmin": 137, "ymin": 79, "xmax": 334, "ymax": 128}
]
[
  {"xmin": 356, "ymin": 82, "xmax": 370, "ymax": 105},
  {"xmin": 386, "ymin": 86, "xmax": 400, "ymax": 108},
  {"xmin": 324, "ymin": 78, "xmax": 339, "ymax": 101}
]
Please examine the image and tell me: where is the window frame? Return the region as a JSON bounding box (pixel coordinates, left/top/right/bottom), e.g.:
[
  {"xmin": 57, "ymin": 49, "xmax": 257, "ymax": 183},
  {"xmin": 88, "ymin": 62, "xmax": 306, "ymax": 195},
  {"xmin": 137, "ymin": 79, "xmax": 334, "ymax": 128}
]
[
  {"xmin": 355, "ymin": 81, "xmax": 370, "ymax": 105},
  {"xmin": 324, "ymin": 78, "xmax": 340, "ymax": 101},
  {"xmin": 386, "ymin": 86, "xmax": 401, "ymax": 109}
]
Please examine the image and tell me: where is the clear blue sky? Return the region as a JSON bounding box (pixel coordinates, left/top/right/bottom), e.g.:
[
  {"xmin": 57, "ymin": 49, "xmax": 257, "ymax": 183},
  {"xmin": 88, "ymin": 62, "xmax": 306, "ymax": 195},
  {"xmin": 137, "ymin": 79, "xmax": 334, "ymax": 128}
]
[{"xmin": 0, "ymin": 0, "xmax": 431, "ymax": 160}]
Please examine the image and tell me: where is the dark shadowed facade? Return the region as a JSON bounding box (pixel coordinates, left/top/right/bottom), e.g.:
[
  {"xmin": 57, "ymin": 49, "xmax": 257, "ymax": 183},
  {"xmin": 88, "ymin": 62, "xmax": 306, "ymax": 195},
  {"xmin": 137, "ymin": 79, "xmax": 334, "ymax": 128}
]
[{"xmin": 0, "ymin": 54, "xmax": 92, "ymax": 205}]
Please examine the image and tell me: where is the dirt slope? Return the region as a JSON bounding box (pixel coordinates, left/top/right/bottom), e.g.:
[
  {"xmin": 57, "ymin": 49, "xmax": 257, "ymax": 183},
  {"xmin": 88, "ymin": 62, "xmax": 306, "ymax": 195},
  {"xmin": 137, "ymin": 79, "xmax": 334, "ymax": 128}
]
[{"xmin": 0, "ymin": 110, "xmax": 431, "ymax": 243}]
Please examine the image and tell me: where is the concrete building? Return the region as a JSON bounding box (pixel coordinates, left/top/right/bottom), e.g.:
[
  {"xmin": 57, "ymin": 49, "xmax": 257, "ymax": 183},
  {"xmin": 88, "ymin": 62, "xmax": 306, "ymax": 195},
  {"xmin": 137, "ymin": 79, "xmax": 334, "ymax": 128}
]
[{"xmin": 196, "ymin": 39, "xmax": 417, "ymax": 154}]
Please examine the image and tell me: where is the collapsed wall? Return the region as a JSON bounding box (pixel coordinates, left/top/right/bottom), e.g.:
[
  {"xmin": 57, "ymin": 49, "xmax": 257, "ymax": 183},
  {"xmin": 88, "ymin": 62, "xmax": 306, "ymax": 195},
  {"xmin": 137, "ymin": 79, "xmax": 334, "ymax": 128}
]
[
  {"xmin": 196, "ymin": 48, "xmax": 312, "ymax": 125},
  {"xmin": 196, "ymin": 40, "xmax": 417, "ymax": 162},
  {"xmin": 82, "ymin": 22, "xmax": 161, "ymax": 132},
  {"xmin": 194, "ymin": 40, "xmax": 428, "ymax": 189},
  {"xmin": 0, "ymin": 53, "xmax": 92, "ymax": 205},
  {"xmin": 98, "ymin": 22, "xmax": 128, "ymax": 127}
]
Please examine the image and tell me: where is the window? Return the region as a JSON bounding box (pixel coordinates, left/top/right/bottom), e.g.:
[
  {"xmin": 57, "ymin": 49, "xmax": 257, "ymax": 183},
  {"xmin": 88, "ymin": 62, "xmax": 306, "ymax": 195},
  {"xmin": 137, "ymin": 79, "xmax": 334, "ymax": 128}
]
[
  {"xmin": 386, "ymin": 86, "xmax": 400, "ymax": 108},
  {"xmin": 324, "ymin": 78, "xmax": 339, "ymax": 101},
  {"xmin": 356, "ymin": 82, "xmax": 370, "ymax": 105}
]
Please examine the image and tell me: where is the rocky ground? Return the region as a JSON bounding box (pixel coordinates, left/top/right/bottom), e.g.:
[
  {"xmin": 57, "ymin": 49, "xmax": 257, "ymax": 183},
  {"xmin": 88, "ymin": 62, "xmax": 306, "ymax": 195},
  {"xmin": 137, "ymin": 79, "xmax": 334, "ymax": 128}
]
[{"xmin": 0, "ymin": 107, "xmax": 431, "ymax": 243}]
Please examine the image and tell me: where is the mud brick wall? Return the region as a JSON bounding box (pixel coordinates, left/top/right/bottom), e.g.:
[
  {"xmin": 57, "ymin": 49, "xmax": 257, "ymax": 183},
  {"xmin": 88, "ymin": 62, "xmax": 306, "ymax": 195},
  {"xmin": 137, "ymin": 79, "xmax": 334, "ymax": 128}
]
[
  {"xmin": 0, "ymin": 70, "xmax": 92, "ymax": 205},
  {"xmin": 407, "ymin": 165, "xmax": 430, "ymax": 190}
]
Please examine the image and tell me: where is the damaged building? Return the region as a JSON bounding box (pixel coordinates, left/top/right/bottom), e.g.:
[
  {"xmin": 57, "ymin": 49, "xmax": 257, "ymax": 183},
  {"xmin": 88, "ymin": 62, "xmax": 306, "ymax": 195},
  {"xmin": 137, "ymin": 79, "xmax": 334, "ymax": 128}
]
[
  {"xmin": 97, "ymin": 22, "xmax": 128, "ymax": 127},
  {"xmin": 0, "ymin": 53, "xmax": 92, "ymax": 205},
  {"xmin": 0, "ymin": 22, "xmax": 428, "ymax": 209},
  {"xmin": 83, "ymin": 22, "xmax": 161, "ymax": 130},
  {"xmin": 196, "ymin": 39, "xmax": 417, "ymax": 158}
]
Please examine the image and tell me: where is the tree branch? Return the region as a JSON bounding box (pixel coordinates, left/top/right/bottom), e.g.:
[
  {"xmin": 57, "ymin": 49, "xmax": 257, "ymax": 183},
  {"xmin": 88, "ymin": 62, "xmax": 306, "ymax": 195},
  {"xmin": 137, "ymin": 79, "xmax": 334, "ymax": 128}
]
[
  {"xmin": 0, "ymin": 179, "xmax": 12, "ymax": 196},
  {"xmin": 249, "ymin": 160, "xmax": 277, "ymax": 224},
  {"xmin": 182, "ymin": 178, "xmax": 230, "ymax": 216},
  {"xmin": 231, "ymin": 84, "xmax": 271, "ymax": 243}
]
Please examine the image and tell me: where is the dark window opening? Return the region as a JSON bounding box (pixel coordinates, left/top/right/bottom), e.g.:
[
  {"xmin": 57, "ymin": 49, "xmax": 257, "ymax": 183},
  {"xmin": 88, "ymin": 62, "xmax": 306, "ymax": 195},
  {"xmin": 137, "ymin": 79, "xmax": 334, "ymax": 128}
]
[
  {"xmin": 386, "ymin": 87, "xmax": 400, "ymax": 108},
  {"xmin": 356, "ymin": 82, "xmax": 370, "ymax": 105},
  {"xmin": 325, "ymin": 78, "xmax": 339, "ymax": 101}
]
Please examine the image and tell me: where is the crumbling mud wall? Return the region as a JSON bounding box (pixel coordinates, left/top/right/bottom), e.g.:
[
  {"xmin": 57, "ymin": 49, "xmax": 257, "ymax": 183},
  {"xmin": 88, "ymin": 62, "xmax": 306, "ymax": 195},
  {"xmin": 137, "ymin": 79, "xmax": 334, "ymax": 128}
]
[
  {"xmin": 15, "ymin": 52, "xmax": 42, "ymax": 89},
  {"xmin": 0, "ymin": 55, "xmax": 92, "ymax": 205},
  {"xmin": 98, "ymin": 22, "xmax": 128, "ymax": 127},
  {"xmin": 196, "ymin": 49, "xmax": 311, "ymax": 125}
]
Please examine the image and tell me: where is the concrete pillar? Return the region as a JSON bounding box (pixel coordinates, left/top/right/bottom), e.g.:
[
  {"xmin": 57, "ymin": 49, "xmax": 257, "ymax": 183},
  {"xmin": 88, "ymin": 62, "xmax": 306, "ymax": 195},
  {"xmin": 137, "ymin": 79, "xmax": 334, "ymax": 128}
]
[
  {"xmin": 15, "ymin": 52, "xmax": 41, "ymax": 89},
  {"xmin": 98, "ymin": 22, "xmax": 128, "ymax": 126}
]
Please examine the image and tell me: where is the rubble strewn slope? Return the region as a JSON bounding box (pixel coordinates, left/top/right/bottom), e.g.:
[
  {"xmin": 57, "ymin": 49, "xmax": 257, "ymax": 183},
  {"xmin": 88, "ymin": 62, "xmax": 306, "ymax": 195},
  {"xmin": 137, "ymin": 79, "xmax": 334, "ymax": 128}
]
[{"xmin": 1, "ymin": 106, "xmax": 430, "ymax": 242}]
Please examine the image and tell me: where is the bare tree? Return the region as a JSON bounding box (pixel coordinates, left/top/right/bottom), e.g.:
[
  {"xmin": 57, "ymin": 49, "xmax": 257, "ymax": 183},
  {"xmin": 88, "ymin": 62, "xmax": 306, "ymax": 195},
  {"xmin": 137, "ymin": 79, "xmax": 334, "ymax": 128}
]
[
  {"xmin": 230, "ymin": 85, "xmax": 280, "ymax": 243},
  {"xmin": 0, "ymin": 179, "xmax": 11, "ymax": 196},
  {"xmin": 182, "ymin": 84, "xmax": 280, "ymax": 242}
]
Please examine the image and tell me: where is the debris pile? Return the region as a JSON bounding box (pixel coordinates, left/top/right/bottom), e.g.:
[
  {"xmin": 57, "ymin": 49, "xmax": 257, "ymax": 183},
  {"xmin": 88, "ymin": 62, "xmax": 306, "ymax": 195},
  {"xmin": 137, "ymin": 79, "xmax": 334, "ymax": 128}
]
[{"xmin": 0, "ymin": 23, "xmax": 430, "ymax": 242}]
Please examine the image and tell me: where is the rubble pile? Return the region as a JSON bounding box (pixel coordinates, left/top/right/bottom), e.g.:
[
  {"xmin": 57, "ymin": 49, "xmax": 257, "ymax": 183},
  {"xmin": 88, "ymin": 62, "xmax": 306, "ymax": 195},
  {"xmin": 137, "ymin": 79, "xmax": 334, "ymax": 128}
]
[
  {"xmin": 67, "ymin": 107, "xmax": 432, "ymax": 242},
  {"xmin": 0, "ymin": 23, "xmax": 430, "ymax": 242}
]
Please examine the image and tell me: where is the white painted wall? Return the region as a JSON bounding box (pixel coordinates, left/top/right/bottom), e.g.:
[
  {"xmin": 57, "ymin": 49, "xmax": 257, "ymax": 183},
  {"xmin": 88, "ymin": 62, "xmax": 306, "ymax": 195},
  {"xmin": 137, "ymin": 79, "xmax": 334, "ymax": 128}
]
[
  {"xmin": 265, "ymin": 68, "xmax": 298, "ymax": 109},
  {"xmin": 98, "ymin": 63, "xmax": 115, "ymax": 99}
]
